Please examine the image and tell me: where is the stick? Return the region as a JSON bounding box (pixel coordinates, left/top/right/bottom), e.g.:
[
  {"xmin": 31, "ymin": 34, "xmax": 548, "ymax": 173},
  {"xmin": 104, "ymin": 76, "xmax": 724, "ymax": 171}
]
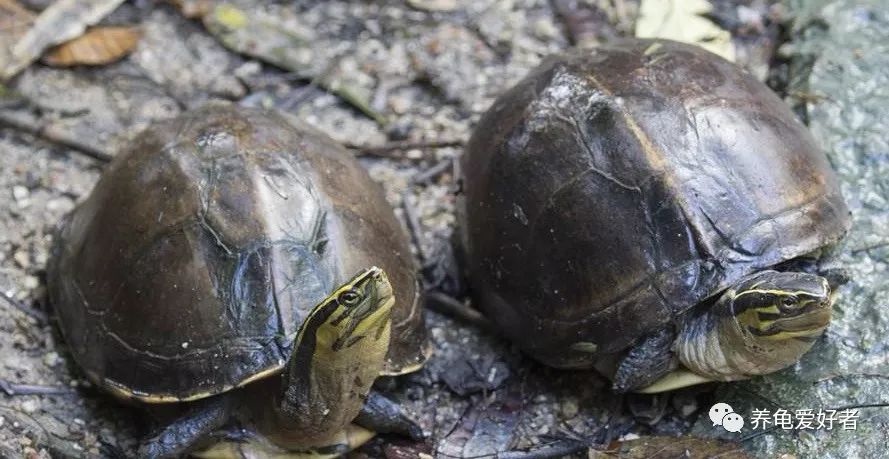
[
  {"xmin": 400, "ymin": 187, "xmax": 427, "ymax": 262},
  {"xmin": 0, "ymin": 110, "xmax": 112, "ymax": 163},
  {"xmin": 0, "ymin": 379, "xmax": 74, "ymax": 396},
  {"xmin": 0, "ymin": 290, "xmax": 48, "ymax": 324},
  {"xmin": 426, "ymin": 291, "xmax": 494, "ymax": 333},
  {"xmin": 347, "ymin": 139, "xmax": 463, "ymax": 159}
]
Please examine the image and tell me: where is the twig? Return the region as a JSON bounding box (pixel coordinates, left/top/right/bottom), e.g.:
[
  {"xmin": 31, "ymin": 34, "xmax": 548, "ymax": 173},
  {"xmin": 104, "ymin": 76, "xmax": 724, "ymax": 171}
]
[
  {"xmin": 0, "ymin": 380, "xmax": 74, "ymax": 396},
  {"xmin": 347, "ymin": 139, "xmax": 464, "ymax": 159},
  {"xmin": 414, "ymin": 158, "xmax": 454, "ymax": 185},
  {"xmin": 426, "ymin": 291, "xmax": 494, "ymax": 333},
  {"xmin": 503, "ymin": 439, "xmax": 591, "ymax": 459},
  {"xmin": 279, "ymin": 55, "xmax": 344, "ymax": 112},
  {"xmin": 401, "ymin": 187, "xmax": 427, "ymax": 262},
  {"xmin": 0, "ymin": 290, "xmax": 48, "ymax": 324},
  {"xmin": 401, "ymin": 157, "xmax": 457, "ymax": 265},
  {"xmin": 0, "ymin": 110, "xmax": 112, "ymax": 163}
]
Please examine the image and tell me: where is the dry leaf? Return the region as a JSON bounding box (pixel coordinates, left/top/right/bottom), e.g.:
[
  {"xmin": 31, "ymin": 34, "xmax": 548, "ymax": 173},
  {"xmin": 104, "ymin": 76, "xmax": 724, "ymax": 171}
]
[
  {"xmin": 0, "ymin": 0, "xmax": 35, "ymax": 31},
  {"xmin": 167, "ymin": 0, "xmax": 216, "ymax": 19},
  {"xmin": 1, "ymin": 0, "xmax": 126, "ymax": 80},
  {"xmin": 42, "ymin": 26, "xmax": 140, "ymax": 67},
  {"xmin": 203, "ymin": 3, "xmax": 385, "ymax": 124},
  {"xmin": 635, "ymin": 0, "xmax": 735, "ymax": 62},
  {"xmin": 0, "ymin": 0, "xmax": 37, "ymax": 75}
]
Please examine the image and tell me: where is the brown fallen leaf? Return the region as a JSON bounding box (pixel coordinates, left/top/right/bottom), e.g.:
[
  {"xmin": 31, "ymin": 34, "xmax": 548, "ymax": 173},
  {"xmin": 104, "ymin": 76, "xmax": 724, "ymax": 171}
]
[
  {"xmin": 1, "ymin": 0, "xmax": 126, "ymax": 80},
  {"xmin": 42, "ymin": 26, "xmax": 140, "ymax": 67},
  {"xmin": 0, "ymin": 0, "xmax": 36, "ymax": 74},
  {"xmin": 167, "ymin": 0, "xmax": 216, "ymax": 19},
  {"xmin": 0, "ymin": 0, "xmax": 35, "ymax": 30}
]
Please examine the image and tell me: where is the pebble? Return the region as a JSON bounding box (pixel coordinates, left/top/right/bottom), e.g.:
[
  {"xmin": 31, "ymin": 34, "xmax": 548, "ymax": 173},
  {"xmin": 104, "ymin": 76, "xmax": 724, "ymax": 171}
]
[
  {"xmin": 21, "ymin": 399, "xmax": 40, "ymax": 413},
  {"xmin": 407, "ymin": 0, "xmax": 457, "ymax": 12},
  {"xmin": 46, "ymin": 197, "xmax": 72, "ymax": 213},
  {"xmin": 560, "ymin": 398, "xmax": 579, "ymax": 419},
  {"xmin": 12, "ymin": 185, "xmax": 30, "ymax": 202},
  {"xmin": 532, "ymin": 18, "xmax": 559, "ymax": 40},
  {"xmin": 43, "ymin": 352, "xmax": 60, "ymax": 367},
  {"xmin": 388, "ymin": 95, "xmax": 410, "ymax": 114},
  {"xmin": 23, "ymin": 276, "xmax": 40, "ymax": 290},
  {"xmin": 13, "ymin": 250, "xmax": 30, "ymax": 269}
]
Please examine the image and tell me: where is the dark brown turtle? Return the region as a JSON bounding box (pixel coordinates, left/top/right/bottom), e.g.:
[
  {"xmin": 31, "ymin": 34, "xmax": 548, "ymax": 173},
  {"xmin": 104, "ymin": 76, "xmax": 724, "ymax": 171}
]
[
  {"xmin": 458, "ymin": 39, "xmax": 850, "ymax": 393},
  {"xmin": 47, "ymin": 105, "xmax": 430, "ymax": 457}
]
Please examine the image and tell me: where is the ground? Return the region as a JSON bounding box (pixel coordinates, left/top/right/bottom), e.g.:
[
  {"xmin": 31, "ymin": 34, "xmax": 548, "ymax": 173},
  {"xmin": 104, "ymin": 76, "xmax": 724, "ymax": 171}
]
[{"xmin": 0, "ymin": 0, "xmax": 886, "ymax": 458}]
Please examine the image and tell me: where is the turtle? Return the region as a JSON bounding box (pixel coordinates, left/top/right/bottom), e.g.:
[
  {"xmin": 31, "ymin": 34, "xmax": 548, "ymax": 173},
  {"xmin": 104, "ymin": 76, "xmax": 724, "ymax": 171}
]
[
  {"xmin": 47, "ymin": 105, "xmax": 430, "ymax": 457},
  {"xmin": 457, "ymin": 39, "xmax": 851, "ymax": 393}
]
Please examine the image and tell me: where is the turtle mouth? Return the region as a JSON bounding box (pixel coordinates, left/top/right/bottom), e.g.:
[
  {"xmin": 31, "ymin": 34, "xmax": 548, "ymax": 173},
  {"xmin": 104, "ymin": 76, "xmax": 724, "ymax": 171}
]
[
  {"xmin": 771, "ymin": 306, "xmax": 831, "ymax": 332},
  {"xmin": 749, "ymin": 300, "xmax": 832, "ymax": 337}
]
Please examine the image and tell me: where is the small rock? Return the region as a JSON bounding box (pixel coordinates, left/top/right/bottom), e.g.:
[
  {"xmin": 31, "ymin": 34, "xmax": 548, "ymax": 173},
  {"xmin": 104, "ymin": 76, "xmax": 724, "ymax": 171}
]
[
  {"xmin": 619, "ymin": 432, "xmax": 641, "ymax": 441},
  {"xmin": 560, "ymin": 398, "xmax": 579, "ymax": 419},
  {"xmin": 43, "ymin": 352, "xmax": 60, "ymax": 367},
  {"xmin": 13, "ymin": 250, "xmax": 30, "ymax": 269},
  {"xmin": 234, "ymin": 61, "xmax": 262, "ymax": 81},
  {"xmin": 12, "ymin": 185, "xmax": 30, "ymax": 202},
  {"xmin": 407, "ymin": 0, "xmax": 457, "ymax": 12},
  {"xmin": 388, "ymin": 95, "xmax": 410, "ymax": 115},
  {"xmin": 533, "ymin": 18, "xmax": 559, "ymax": 40},
  {"xmin": 46, "ymin": 197, "xmax": 72, "ymax": 213},
  {"xmin": 23, "ymin": 276, "xmax": 39, "ymax": 290},
  {"xmin": 20, "ymin": 399, "xmax": 40, "ymax": 413}
]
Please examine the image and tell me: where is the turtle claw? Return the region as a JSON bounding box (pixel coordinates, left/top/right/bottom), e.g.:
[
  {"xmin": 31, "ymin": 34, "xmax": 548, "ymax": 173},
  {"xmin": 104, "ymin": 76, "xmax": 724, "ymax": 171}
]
[{"xmin": 355, "ymin": 391, "xmax": 425, "ymax": 440}]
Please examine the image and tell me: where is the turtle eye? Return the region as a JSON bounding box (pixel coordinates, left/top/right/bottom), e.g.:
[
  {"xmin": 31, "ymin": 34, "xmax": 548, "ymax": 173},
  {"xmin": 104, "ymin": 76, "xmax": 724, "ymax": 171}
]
[
  {"xmin": 780, "ymin": 296, "xmax": 798, "ymax": 309},
  {"xmin": 339, "ymin": 289, "xmax": 362, "ymax": 306}
]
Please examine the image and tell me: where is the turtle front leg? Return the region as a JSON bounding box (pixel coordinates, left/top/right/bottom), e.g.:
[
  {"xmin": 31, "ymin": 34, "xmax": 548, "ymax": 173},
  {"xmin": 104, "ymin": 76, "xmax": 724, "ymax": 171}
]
[
  {"xmin": 138, "ymin": 396, "xmax": 232, "ymax": 459},
  {"xmin": 355, "ymin": 391, "xmax": 423, "ymax": 440},
  {"xmin": 612, "ymin": 328, "xmax": 679, "ymax": 392}
]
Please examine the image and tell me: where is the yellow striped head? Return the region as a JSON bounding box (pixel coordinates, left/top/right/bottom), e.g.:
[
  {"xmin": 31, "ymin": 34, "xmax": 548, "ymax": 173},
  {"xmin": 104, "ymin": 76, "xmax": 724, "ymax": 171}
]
[{"xmin": 729, "ymin": 270, "xmax": 832, "ymax": 342}]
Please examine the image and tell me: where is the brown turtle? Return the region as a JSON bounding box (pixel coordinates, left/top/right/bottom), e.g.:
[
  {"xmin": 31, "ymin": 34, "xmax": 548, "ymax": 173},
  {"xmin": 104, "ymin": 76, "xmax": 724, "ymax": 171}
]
[
  {"xmin": 458, "ymin": 39, "xmax": 850, "ymax": 393},
  {"xmin": 48, "ymin": 105, "xmax": 429, "ymax": 457}
]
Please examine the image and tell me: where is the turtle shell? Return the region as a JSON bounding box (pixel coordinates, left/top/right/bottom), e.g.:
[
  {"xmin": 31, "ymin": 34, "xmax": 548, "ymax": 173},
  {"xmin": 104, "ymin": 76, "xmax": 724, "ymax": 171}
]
[
  {"xmin": 458, "ymin": 39, "xmax": 850, "ymax": 368},
  {"xmin": 48, "ymin": 106, "xmax": 428, "ymax": 401}
]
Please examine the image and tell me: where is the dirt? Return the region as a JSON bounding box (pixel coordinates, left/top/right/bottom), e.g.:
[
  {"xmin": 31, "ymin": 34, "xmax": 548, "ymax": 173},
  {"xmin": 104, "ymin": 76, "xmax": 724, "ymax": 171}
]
[{"xmin": 0, "ymin": 1, "xmax": 807, "ymax": 458}]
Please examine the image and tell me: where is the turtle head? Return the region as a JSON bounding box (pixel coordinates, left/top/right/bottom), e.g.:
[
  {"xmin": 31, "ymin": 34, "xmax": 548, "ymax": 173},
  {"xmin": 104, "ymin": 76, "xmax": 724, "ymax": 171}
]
[
  {"xmin": 660, "ymin": 270, "xmax": 833, "ymax": 392},
  {"xmin": 306, "ymin": 266, "xmax": 394, "ymax": 352},
  {"xmin": 730, "ymin": 270, "xmax": 832, "ymax": 341},
  {"xmin": 275, "ymin": 267, "xmax": 394, "ymax": 440}
]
